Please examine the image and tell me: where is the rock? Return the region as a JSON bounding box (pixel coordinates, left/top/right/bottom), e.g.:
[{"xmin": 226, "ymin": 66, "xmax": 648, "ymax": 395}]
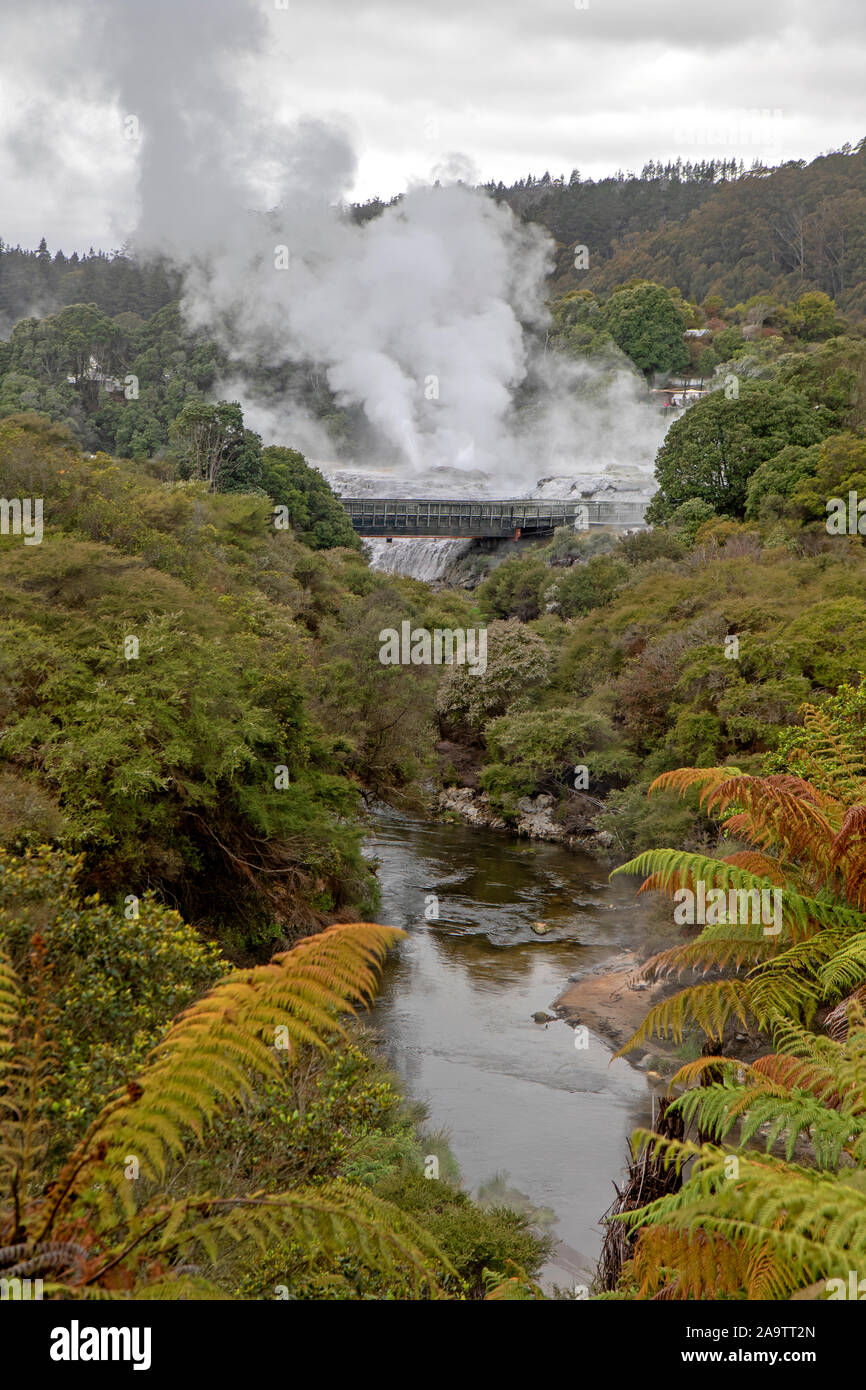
[
  {"xmin": 646, "ymin": 1070, "xmax": 665, "ymax": 1086},
  {"xmin": 517, "ymin": 802, "xmax": 567, "ymax": 842},
  {"xmin": 530, "ymin": 921, "xmax": 551, "ymax": 935},
  {"xmin": 437, "ymin": 785, "xmax": 573, "ymax": 847},
  {"xmin": 532, "ymin": 1011, "xmax": 556, "ymax": 1024},
  {"xmin": 595, "ymin": 830, "xmax": 615, "ymax": 848},
  {"xmin": 436, "ymin": 787, "xmax": 506, "ymax": 831}
]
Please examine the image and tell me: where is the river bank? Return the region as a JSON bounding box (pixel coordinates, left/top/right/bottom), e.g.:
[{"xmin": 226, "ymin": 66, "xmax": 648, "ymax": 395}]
[
  {"xmin": 433, "ymin": 782, "xmax": 678, "ymax": 1059},
  {"xmin": 364, "ymin": 803, "xmax": 682, "ymax": 1290},
  {"xmin": 436, "ymin": 784, "xmax": 617, "ymax": 853}
]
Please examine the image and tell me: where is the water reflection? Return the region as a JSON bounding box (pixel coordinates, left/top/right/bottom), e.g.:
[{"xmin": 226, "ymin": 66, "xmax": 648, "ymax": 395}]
[{"xmin": 365, "ymin": 806, "xmax": 657, "ymax": 1288}]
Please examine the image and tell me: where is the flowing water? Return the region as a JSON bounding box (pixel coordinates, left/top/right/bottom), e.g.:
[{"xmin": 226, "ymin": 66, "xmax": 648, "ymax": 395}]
[
  {"xmin": 321, "ymin": 457, "xmax": 660, "ymax": 581},
  {"xmin": 364, "ymin": 805, "xmax": 663, "ymax": 1291}
]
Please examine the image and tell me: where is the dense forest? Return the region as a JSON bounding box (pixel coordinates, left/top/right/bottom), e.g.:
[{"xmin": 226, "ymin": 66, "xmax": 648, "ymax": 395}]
[
  {"xmin": 526, "ymin": 141, "xmax": 866, "ymax": 318},
  {"xmin": 3, "ymin": 141, "xmax": 866, "ymax": 1303}
]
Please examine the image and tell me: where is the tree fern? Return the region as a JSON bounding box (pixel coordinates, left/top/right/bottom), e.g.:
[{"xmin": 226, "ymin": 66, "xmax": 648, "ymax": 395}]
[
  {"xmin": 611, "ymin": 749, "xmax": 866, "ymax": 1299},
  {"xmin": 665, "ymin": 1011, "xmax": 866, "ymax": 1168},
  {"xmin": 767, "ymin": 688, "xmax": 866, "ymax": 803},
  {"xmin": 613, "ymin": 773, "xmax": 866, "ymax": 1052},
  {"xmin": 617, "ymin": 1135, "xmax": 866, "ymax": 1299},
  {"xmin": 0, "ymin": 922, "xmax": 454, "ymax": 1297},
  {"xmin": 0, "ymin": 936, "xmax": 53, "ymax": 1243}
]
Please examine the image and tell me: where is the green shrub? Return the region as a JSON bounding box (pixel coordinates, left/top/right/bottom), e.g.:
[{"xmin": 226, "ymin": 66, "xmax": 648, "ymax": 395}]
[{"xmin": 0, "ymin": 846, "xmax": 224, "ymax": 1152}]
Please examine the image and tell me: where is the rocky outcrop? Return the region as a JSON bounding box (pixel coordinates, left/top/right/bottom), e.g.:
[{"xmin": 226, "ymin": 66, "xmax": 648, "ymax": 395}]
[
  {"xmin": 513, "ymin": 793, "xmax": 563, "ymax": 840},
  {"xmin": 437, "ymin": 786, "xmax": 506, "ymax": 830},
  {"xmin": 436, "ymin": 786, "xmax": 611, "ymax": 851}
]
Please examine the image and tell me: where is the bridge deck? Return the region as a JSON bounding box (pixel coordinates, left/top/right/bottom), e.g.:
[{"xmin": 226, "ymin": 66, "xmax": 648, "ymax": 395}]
[{"xmin": 341, "ymin": 497, "xmax": 648, "ymax": 537}]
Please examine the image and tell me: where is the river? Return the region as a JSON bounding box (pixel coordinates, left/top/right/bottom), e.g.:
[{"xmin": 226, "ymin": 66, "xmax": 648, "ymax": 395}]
[{"xmin": 364, "ymin": 804, "xmax": 661, "ymax": 1292}]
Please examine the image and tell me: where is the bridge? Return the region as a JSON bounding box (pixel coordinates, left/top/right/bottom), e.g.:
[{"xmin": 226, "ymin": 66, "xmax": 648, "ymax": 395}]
[{"xmin": 341, "ymin": 497, "xmax": 648, "ymax": 539}]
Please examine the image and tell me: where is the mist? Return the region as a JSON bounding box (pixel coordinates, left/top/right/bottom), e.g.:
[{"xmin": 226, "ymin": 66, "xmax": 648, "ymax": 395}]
[{"xmin": 31, "ymin": 0, "xmax": 668, "ymax": 496}]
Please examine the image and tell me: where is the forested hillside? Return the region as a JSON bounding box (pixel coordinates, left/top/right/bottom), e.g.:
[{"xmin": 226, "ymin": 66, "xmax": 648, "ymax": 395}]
[
  {"xmin": 4, "ymin": 142, "xmax": 866, "ymax": 1305},
  {"xmin": 0, "ymin": 411, "xmax": 555, "ymax": 1299},
  {"xmin": 0, "ymin": 413, "xmax": 454, "ymax": 949},
  {"xmin": 495, "ymin": 141, "xmax": 866, "ymax": 319},
  {"xmin": 0, "ymin": 241, "xmax": 179, "ymax": 333}
]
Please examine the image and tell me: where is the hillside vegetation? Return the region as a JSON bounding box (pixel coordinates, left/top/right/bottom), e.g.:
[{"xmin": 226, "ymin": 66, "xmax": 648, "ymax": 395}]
[{"xmin": 4, "ymin": 149, "xmax": 866, "ymax": 1301}]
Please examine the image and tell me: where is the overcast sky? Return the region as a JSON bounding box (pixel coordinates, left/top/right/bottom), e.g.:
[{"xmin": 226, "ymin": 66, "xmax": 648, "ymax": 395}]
[{"xmin": 1, "ymin": 0, "xmax": 864, "ymax": 253}]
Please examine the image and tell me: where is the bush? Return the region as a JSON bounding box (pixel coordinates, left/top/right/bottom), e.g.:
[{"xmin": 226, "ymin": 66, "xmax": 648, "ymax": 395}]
[
  {"xmin": 436, "ymin": 620, "xmax": 551, "ymax": 740},
  {"xmin": 0, "ymin": 846, "xmax": 224, "ymax": 1153},
  {"xmin": 480, "ymin": 706, "xmax": 614, "ymax": 811},
  {"xmin": 478, "ymin": 554, "xmax": 549, "ymax": 620},
  {"xmin": 547, "ymin": 554, "xmax": 629, "ymax": 617},
  {"xmin": 261, "ymin": 445, "xmax": 361, "ymax": 550}
]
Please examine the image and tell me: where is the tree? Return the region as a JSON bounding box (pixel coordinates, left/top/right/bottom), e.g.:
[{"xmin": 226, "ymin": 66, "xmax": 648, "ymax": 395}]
[
  {"xmin": 170, "ymin": 399, "xmax": 263, "ymax": 492},
  {"xmin": 793, "ymin": 290, "xmax": 840, "ymax": 340},
  {"xmin": 778, "ymin": 336, "xmax": 866, "ymax": 432},
  {"xmin": 608, "ymin": 743, "xmax": 866, "ymax": 1299},
  {"xmin": 790, "ymin": 432, "xmax": 866, "ymax": 523},
  {"xmin": 601, "ymin": 282, "xmax": 690, "ymax": 379},
  {"xmin": 435, "ymin": 619, "xmax": 551, "ymax": 740},
  {"xmin": 261, "ymin": 445, "xmax": 360, "ymax": 549},
  {"xmin": 647, "ymin": 380, "xmax": 828, "ymax": 520},
  {"xmin": 743, "ymin": 442, "xmax": 820, "ymax": 520},
  {"xmin": 548, "ymin": 290, "xmax": 618, "ymax": 361}
]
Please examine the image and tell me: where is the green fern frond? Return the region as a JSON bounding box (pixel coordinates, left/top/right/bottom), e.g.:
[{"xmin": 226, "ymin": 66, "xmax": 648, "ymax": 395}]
[
  {"xmin": 617, "ymin": 980, "xmax": 754, "ymax": 1053},
  {"xmin": 795, "ymin": 704, "xmax": 866, "ymax": 802},
  {"xmin": 620, "ymin": 1136, "xmax": 866, "ymax": 1297},
  {"xmin": 80, "ymin": 1184, "xmax": 451, "ymax": 1297},
  {"xmin": 671, "ymin": 1080, "xmax": 860, "ymax": 1165},
  {"xmin": 819, "ymin": 932, "xmax": 866, "ymax": 994},
  {"xmin": 617, "ymin": 849, "xmax": 859, "ymax": 943}
]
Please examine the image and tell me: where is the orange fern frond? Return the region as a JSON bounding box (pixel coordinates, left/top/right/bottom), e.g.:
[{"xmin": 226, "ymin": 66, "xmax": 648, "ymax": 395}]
[
  {"xmin": 667, "ymin": 1055, "xmax": 736, "ymax": 1088},
  {"xmin": 631, "ymin": 1223, "xmax": 746, "ymax": 1299},
  {"xmin": 648, "ymin": 767, "xmax": 743, "ymax": 802},
  {"xmin": 721, "ymin": 851, "xmax": 786, "ymax": 884},
  {"xmin": 639, "ymin": 935, "xmax": 775, "ymax": 983},
  {"xmin": 829, "ymin": 805, "xmax": 866, "ymax": 909}
]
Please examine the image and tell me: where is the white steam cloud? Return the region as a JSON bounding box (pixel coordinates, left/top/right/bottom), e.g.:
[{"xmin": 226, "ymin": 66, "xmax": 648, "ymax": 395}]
[{"xmin": 49, "ymin": 0, "xmax": 667, "ymax": 495}]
